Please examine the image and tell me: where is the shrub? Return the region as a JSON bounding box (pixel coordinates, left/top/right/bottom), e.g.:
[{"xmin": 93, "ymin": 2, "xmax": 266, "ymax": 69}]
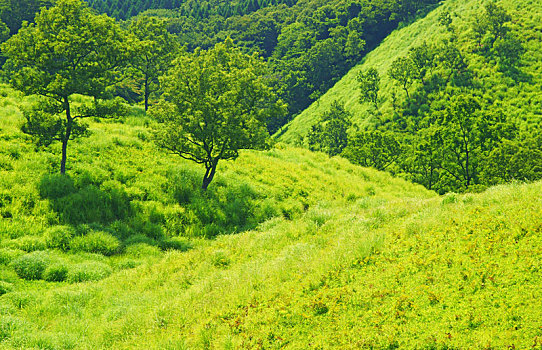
[
  {"xmin": 43, "ymin": 263, "xmax": 68, "ymax": 282},
  {"xmin": 6, "ymin": 236, "xmax": 46, "ymax": 252},
  {"xmin": 66, "ymin": 262, "xmax": 112, "ymax": 283},
  {"xmin": 70, "ymin": 231, "xmax": 121, "ymax": 256},
  {"xmin": 0, "ymin": 281, "xmax": 12, "ymax": 296},
  {"xmin": 44, "ymin": 226, "xmax": 75, "ymax": 251},
  {"xmin": 10, "ymin": 251, "xmax": 50, "ymax": 280},
  {"xmin": 0, "ymin": 249, "xmax": 25, "ymax": 265}
]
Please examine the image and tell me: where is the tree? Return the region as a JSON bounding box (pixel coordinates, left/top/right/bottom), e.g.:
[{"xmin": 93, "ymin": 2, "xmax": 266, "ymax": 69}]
[
  {"xmin": 129, "ymin": 16, "xmax": 178, "ymax": 111},
  {"xmin": 342, "ymin": 130, "xmax": 402, "ymax": 171},
  {"xmin": 389, "ymin": 56, "xmax": 416, "ymax": 100},
  {"xmin": 1, "ymin": 0, "xmax": 131, "ymax": 174},
  {"xmin": 307, "ymin": 101, "xmax": 351, "ymax": 156},
  {"xmin": 150, "ymin": 39, "xmax": 286, "ymax": 190},
  {"xmin": 357, "ymin": 67, "xmax": 380, "ymax": 108}
]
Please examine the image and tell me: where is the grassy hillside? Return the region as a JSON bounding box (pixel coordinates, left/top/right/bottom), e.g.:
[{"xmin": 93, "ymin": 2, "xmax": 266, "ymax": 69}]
[
  {"xmin": 278, "ymin": 0, "xmax": 542, "ymax": 143},
  {"xmin": 1, "ymin": 81, "xmax": 542, "ymax": 348}
]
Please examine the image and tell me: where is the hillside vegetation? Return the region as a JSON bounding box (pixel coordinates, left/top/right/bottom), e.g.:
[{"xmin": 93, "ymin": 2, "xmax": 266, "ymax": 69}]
[
  {"xmin": 279, "ymin": 0, "xmax": 542, "ymax": 194},
  {"xmin": 1, "ymin": 0, "xmax": 541, "ymax": 348},
  {"xmin": 279, "ymin": 0, "xmax": 542, "ymax": 142},
  {"xmin": 1, "ymin": 82, "xmax": 542, "ymax": 348}
]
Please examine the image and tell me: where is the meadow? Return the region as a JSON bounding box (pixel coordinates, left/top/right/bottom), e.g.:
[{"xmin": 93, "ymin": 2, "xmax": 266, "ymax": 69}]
[{"xmin": 0, "ymin": 82, "xmax": 541, "ymax": 348}]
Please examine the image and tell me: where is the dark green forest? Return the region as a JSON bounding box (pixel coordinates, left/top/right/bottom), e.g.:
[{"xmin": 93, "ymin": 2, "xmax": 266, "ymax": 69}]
[{"xmin": 0, "ymin": 0, "xmax": 442, "ymax": 122}]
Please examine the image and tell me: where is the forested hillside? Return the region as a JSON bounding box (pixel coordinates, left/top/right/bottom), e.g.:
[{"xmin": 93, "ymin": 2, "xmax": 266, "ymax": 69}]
[
  {"xmin": 281, "ymin": 0, "xmax": 542, "ymax": 194},
  {"xmin": 86, "ymin": 0, "xmax": 441, "ymax": 122}
]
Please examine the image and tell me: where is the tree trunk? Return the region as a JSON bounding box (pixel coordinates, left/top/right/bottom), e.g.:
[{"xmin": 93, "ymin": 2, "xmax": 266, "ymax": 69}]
[
  {"xmin": 201, "ymin": 162, "xmax": 217, "ymax": 191},
  {"xmin": 144, "ymin": 74, "xmax": 149, "ymax": 111},
  {"xmin": 60, "ymin": 96, "xmax": 73, "ymax": 175}
]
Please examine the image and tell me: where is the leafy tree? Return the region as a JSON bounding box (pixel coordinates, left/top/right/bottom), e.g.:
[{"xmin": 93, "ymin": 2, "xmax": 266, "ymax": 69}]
[
  {"xmin": 129, "ymin": 16, "xmax": 178, "ymax": 111},
  {"xmin": 357, "ymin": 68, "xmax": 380, "ymax": 108},
  {"xmin": 1, "ymin": 0, "xmax": 131, "ymax": 174},
  {"xmin": 389, "ymin": 56, "xmax": 416, "ymax": 100},
  {"xmin": 342, "ymin": 130, "xmax": 402, "ymax": 171},
  {"xmin": 307, "ymin": 101, "xmax": 351, "ymax": 157},
  {"xmin": 150, "ymin": 39, "xmax": 285, "ymax": 190}
]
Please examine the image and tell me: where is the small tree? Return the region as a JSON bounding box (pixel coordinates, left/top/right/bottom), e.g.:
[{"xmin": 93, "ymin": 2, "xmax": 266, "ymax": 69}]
[
  {"xmin": 389, "ymin": 56, "xmax": 416, "ymax": 100},
  {"xmin": 307, "ymin": 101, "xmax": 351, "ymax": 156},
  {"xmin": 342, "ymin": 130, "xmax": 402, "ymax": 171},
  {"xmin": 129, "ymin": 16, "xmax": 178, "ymax": 111},
  {"xmin": 150, "ymin": 39, "xmax": 286, "ymax": 190},
  {"xmin": 357, "ymin": 68, "xmax": 380, "ymax": 108},
  {"xmin": 2, "ymin": 0, "xmax": 131, "ymax": 174}
]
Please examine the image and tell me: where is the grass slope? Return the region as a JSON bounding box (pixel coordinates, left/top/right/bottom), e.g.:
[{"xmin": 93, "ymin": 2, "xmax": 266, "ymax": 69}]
[
  {"xmin": 278, "ymin": 0, "xmax": 542, "ymax": 143},
  {"xmin": 1, "ymin": 84, "xmax": 542, "ymax": 348}
]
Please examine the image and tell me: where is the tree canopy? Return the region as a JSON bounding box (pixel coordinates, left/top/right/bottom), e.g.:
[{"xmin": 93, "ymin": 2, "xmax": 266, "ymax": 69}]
[
  {"xmin": 2, "ymin": 0, "xmax": 131, "ymax": 173},
  {"xmin": 150, "ymin": 39, "xmax": 286, "ymax": 190}
]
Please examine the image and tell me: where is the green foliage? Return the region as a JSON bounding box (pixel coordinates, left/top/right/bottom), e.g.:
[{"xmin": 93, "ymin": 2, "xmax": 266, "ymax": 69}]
[
  {"xmin": 307, "ymin": 101, "xmax": 351, "ymax": 157},
  {"xmin": 66, "ymin": 261, "xmax": 112, "ymax": 283},
  {"xmin": 44, "ymin": 226, "xmax": 75, "ymax": 251},
  {"xmin": 342, "ymin": 131, "xmax": 402, "ymax": 171},
  {"xmin": 357, "ymin": 68, "xmax": 380, "ymax": 108},
  {"xmin": 151, "ymin": 38, "xmax": 284, "ymax": 190},
  {"xmin": 70, "ymin": 231, "xmax": 121, "ymax": 256},
  {"xmin": 43, "ymin": 263, "xmax": 68, "ymax": 282},
  {"xmin": 10, "ymin": 251, "xmax": 50, "ymax": 280},
  {"xmin": 128, "ymin": 16, "xmax": 178, "ymax": 110},
  {"xmin": 6, "ymin": 236, "xmax": 46, "ymax": 252},
  {"xmin": 1, "ymin": 0, "xmax": 131, "ymax": 173}
]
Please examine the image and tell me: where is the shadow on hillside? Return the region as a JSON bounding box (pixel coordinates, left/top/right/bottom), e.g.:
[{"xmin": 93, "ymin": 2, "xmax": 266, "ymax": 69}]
[
  {"xmin": 38, "ymin": 173, "xmax": 191, "ymax": 251},
  {"xmin": 166, "ymin": 167, "xmax": 281, "ymax": 238}
]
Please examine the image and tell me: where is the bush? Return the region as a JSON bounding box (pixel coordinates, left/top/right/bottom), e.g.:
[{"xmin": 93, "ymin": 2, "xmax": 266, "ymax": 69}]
[
  {"xmin": 6, "ymin": 236, "xmax": 46, "ymax": 252},
  {"xmin": 10, "ymin": 251, "xmax": 50, "ymax": 280},
  {"xmin": 43, "ymin": 263, "xmax": 68, "ymax": 282},
  {"xmin": 0, "ymin": 281, "xmax": 12, "ymax": 296},
  {"xmin": 44, "ymin": 226, "xmax": 75, "ymax": 251},
  {"xmin": 70, "ymin": 231, "xmax": 121, "ymax": 256},
  {"xmin": 66, "ymin": 262, "xmax": 112, "ymax": 283},
  {"xmin": 0, "ymin": 249, "xmax": 25, "ymax": 265}
]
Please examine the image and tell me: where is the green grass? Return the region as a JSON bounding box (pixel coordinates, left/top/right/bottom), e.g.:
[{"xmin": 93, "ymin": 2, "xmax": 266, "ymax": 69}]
[
  {"xmin": 278, "ymin": 0, "xmax": 542, "ymax": 143},
  {"xmin": 1, "ymin": 2, "xmax": 542, "ymax": 344}
]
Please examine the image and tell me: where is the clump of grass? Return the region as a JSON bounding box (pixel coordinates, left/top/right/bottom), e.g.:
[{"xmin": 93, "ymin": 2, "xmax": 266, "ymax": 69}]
[
  {"xmin": 70, "ymin": 231, "xmax": 121, "ymax": 256},
  {"xmin": 10, "ymin": 251, "xmax": 50, "ymax": 280},
  {"xmin": 44, "ymin": 226, "xmax": 75, "ymax": 251},
  {"xmin": 5, "ymin": 236, "xmax": 46, "ymax": 253},
  {"xmin": 43, "ymin": 263, "xmax": 68, "ymax": 282},
  {"xmin": 66, "ymin": 262, "xmax": 112, "ymax": 283}
]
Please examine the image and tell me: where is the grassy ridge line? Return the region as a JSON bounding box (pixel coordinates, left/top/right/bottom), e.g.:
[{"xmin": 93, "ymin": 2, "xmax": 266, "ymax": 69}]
[{"xmin": 1, "ymin": 180, "xmax": 540, "ymax": 348}]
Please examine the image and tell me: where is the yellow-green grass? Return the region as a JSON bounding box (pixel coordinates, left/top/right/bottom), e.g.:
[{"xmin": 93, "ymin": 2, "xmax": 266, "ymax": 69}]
[
  {"xmin": 1, "ymin": 83, "xmax": 542, "ymax": 348},
  {"xmin": 278, "ymin": 0, "xmax": 542, "ymax": 143},
  {"xmin": 0, "ymin": 178, "xmax": 540, "ymax": 348}
]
